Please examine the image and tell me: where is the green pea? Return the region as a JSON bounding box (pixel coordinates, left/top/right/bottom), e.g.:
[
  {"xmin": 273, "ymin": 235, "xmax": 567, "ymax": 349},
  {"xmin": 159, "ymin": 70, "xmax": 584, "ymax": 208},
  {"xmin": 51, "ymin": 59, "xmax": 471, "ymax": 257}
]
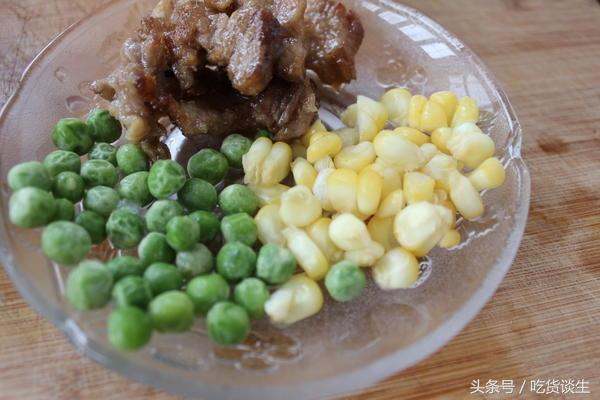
[
  {"xmin": 186, "ymin": 274, "xmax": 230, "ymax": 315},
  {"xmin": 143, "ymin": 262, "xmax": 183, "ymax": 295},
  {"xmin": 43, "ymin": 150, "xmax": 81, "ymax": 177},
  {"xmin": 187, "ymin": 149, "xmax": 229, "ymax": 185},
  {"xmin": 216, "ymin": 242, "xmax": 256, "ymax": 282},
  {"xmin": 87, "ymin": 109, "xmax": 122, "ymax": 143},
  {"xmin": 66, "ymin": 260, "xmax": 113, "ymax": 310},
  {"xmin": 324, "ymin": 260, "xmax": 365, "ymax": 302},
  {"xmin": 52, "ymin": 118, "xmax": 93, "ymax": 155},
  {"xmin": 256, "ymin": 244, "xmax": 297, "ymax": 285},
  {"xmin": 149, "ymin": 290, "xmax": 195, "ymax": 333},
  {"xmin": 220, "ymin": 134, "xmax": 252, "ymax": 168},
  {"xmin": 206, "ymin": 301, "xmax": 250, "ymax": 346},
  {"xmin": 255, "ymin": 129, "xmax": 273, "ymax": 139},
  {"xmin": 89, "ymin": 142, "xmax": 117, "ymax": 165},
  {"xmin": 145, "ymin": 200, "xmax": 184, "ymax": 233},
  {"xmin": 83, "ymin": 186, "xmax": 120, "ymax": 217},
  {"xmin": 116, "ymin": 144, "xmax": 149, "ymax": 175},
  {"xmin": 80, "ymin": 159, "xmax": 118, "ymax": 187},
  {"xmin": 165, "ymin": 216, "xmax": 200, "ymax": 252},
  {"xmin": 42, "ymin": 221, "xmax": 91, "ymax": 265},
  {"xmin": 218, "ymin": 184, "xmax": 259, "ymax": 216},
  {"xmin": 108, "ymin": 306, "xmax": 152, "ymax": 351},
  {"xmin": 9, "ymin": 187, "xmax": 57, "ymax": 228},
  {"xmin": 176, "ymin": 243, "xmax": 214, "ymax": 280},
  {"xmin": 220, "ymin": 213, "xmax": 257, "ymax": 246},
  {"xmin": 106, "ymin": 255, "xmax": 145, "ymax": 280},
  {"xmin": 75, "ymin": 211, "xmax": 106, "ymax": 244},
  {"xmin": 52, "ymin": 171, "xmax": 85, "ymax": 202},
  {"xmin": 53, "ymin": 198, "xmax": 75, "ymax": 221},
  {"xmin": 234, "ymin": 277, "xmax": 269, "ymax": 319},
  {"xmin": 106, "ymin": 208, "xmax": 145, "ymax": 249},
  {"xmin": 147, "ymin": 160, "xmax": 186, "ymax": 199},
  {"xmin": 138, "ymin": 232, "xmax": 175, "ymax": 266},
  {"xmin": 117, "ymin": 171, "xmax": 153, "ymax": 206},
  {"xmin": 189, "ymin": 210, "xmax": 220, "ymax": 243},
  {"xmin": 178, "ymin": 178, "xmax": 217, "ymax": 212},
  {"xmin": 8, "ymin": 161, "xmax": 53, "ymax": 191},
  {"xmin": 112, "ymin": 275, "xmax": 153, "ymax": 309}
]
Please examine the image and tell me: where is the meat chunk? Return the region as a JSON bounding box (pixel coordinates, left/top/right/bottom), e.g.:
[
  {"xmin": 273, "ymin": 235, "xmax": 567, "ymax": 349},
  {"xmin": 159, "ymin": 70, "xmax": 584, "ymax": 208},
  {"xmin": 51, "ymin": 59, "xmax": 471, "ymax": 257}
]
[
  {"xmin": 93, "ymin": 0, "xmax": 363, "ymax": 148},
  {"xmin": 304, "ymin": 0, "xmax": 364, "ymax": 85}
]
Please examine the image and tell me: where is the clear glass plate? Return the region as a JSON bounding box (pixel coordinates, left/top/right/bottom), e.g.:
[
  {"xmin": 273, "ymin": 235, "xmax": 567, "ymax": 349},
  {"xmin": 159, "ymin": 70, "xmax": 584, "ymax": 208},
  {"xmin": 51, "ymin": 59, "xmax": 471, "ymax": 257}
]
[{"xmin": 0, "ymin": 0, "xmax": 530, "ymax": 399}]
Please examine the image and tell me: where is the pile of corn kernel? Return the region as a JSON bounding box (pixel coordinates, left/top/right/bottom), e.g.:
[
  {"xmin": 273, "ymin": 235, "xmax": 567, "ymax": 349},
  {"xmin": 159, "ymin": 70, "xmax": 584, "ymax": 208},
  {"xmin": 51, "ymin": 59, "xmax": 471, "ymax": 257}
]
[{"xmin": 242, "ymin": 88, "xmax": 506, "ymax": 325}]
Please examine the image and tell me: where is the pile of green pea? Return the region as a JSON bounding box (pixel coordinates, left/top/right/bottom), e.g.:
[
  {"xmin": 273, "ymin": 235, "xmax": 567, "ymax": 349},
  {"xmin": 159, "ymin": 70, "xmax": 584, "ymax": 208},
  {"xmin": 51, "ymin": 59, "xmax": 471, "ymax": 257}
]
[{"xmin": 6, "ymin": 111, "xmax": 299, "ymax": 350}]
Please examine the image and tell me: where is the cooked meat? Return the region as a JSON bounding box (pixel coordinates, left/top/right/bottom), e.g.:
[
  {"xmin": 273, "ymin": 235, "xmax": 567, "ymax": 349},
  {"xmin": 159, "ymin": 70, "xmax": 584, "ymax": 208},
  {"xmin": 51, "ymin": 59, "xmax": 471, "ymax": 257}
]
[
  {"xmin": 304, "ymin": 0, "xmax": 364, "ymax": 86},
  {"xmin": 93, "ymin": 0, "xmax": 363, "ymax": 148},
  {"xmin": 165, "ymin": 73, "xmax": 318, "ymax": 140}
]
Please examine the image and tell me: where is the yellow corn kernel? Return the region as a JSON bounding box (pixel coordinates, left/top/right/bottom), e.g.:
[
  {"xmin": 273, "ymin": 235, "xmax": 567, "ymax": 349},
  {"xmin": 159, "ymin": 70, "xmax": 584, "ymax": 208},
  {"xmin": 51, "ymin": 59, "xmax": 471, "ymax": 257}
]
[
  {"xmin": 341, "ymin": 104, "xmax": 358, "ymax": 128},
  {"xmin": 261, "ymin": 142, "xmax": 292, "ymax": 185},
  {"xmin": 451, "ymin": 96, "xmax": 479, "ymax": 127},
  {"xmin": 255, "ymin": 204, "xmax": 286, "ymax": 246},
  {"xmin": 264, "ymin": 274, "xmax": 324, "ymax": 325},
  {"xmin": 393, "ymin": 127, "xmax": 431, "ymax": 146},
  {"xmin": 308, "ymin": 131, "xmax": 327, "ymax": 146},
  {"xmin": 291, "ymin": 139, "xmax": 307, "ymax": 159},
  {"xmin": 420, "ymin": 100, "xmax": 448, "ymax": 133},
  {"xmin": 372, "ymin": 247, "xmax": 420, "ymax": 290},
  {"xmin": 448, "ymin": 171, "xmax": 484, "ymax": 220},
  {"xmin": 381, "ymin": 88, "xmax": 412, "ymax": 126},
  {"xmin": 327, "ymin": 168, "xmax": 358, "ymax": 213},
  {"xmin": 431, "ymin": 127, "xmax": 453, "ymax": 154},
  {"xmin": 367, "ymin": 217, "xmax": 399, "ymax": 251},
  {"xmin": 243, "ymin": 137, "xmax": 272, "ymax": 185},
  {"xmin": 247, "ymin": 183, "xmax": 290, "ymax": 206},
  {"xmin": 370, "ymin": 160, "xmax": 403, "ymax": 198},
  {"xmin": 376, "ymin": 189, "xmax": 405, "ymax": 218},
  {"xmin": 356, "ymin": 95, "xmax": 388, "ymax": 142},
  {"xmin": 468, "ymin": 157, "xmax": 506, "ymax": 191},
  {"xmin": 307, "ymin": 133, "xmax": 343, "ymax": 163},
  {"xmin": 433, "ymin": 188, "xmax": 448, "ymax": 204},
  {"xmin": 430, "ymin": 91, "xmax": 458, "ymax": 123},
  {"xmin": 334, "ymin": 127, "xmax": 359, "ymax": 147},
  {"xmin": 306, "ymin": 217, "xmax": 343, "ymax": 263},
  {"xmin": 292, "ymin": 157, "xmax": 317, "ymax": 188},
  {"xmin": 302, "ymin": 120, "xmax": 328, "ymax": 147},
  {"xmin": 394, "ymin": 202, "xmax": 450, "ymax": 257},
  {"xmin": 373, "ymin": 130, "xmax": 425, "ymax": 171},
  {"xmin": 421, "ymin": 153, "xmax": 458, "ymax": 191},
  {"xmin": 420, "ymin": 143, "xmax": 440, "ymax": 163},
  {"xmin": 345, "ymin": 241, "xmax": 385, "ymax": 267},
  {"xmin": 438, "ymin": 199, "xmax": 457, "ymax": 228},
  {"xmin": 329, "ymin": 213, "xmax": 372, "ymax": 251},
  {"xmin": 447, "ymin": 122, "xmax": 495, "ymax": 169},
  {"xmin": 313, "ymin": 156, "xmax": 335, "ymax": 172},
  {"xmin": 334, "ymin": 142, "xmax": 376, "ymax": 172},
  {"xmin": 357, "ymin": 167, "xmax": 382, "ymax": 216},
  {"xmin": 282, "ymin": 228, "xmax": 329, "ymax": 280},
  {"xmin": 408, "ymin": 95, "xmax": 427, "ymax": 130},
  {"xmin": 312, "ymin": 168, "xmax": 334, "ymax": 211},
  {"xmin": 439, "ymin": 229, "xmax": 461, "ymax": 248},
  {"xmin": 279, "ymin": 186, "xmax": 323, "ymax": 227},
  {"xmin": 404, "ymin": 172, "xmax": 435, "ymax": 204}
]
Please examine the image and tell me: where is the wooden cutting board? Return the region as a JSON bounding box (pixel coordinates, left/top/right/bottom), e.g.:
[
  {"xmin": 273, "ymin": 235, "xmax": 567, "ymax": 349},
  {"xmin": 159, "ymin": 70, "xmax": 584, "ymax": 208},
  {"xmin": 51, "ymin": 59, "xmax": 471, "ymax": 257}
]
[{"xmin": 1, "ymin": 0, "xmax": 599, "ymax": 399}]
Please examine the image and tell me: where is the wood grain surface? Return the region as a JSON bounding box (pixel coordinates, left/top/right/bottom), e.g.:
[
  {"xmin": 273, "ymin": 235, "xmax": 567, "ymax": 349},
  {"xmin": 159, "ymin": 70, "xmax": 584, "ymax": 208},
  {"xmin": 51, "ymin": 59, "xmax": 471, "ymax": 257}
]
[{"xmin": 1, "ymin": 0, "xmax": 599, "ymax": 399}]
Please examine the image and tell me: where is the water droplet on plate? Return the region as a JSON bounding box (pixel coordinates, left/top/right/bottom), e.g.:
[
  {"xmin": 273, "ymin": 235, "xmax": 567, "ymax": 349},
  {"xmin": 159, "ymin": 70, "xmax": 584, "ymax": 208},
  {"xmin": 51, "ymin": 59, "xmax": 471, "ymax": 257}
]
[
  {"xmin": 77, "ymin": 81, "xmax": 95, "ymax": 99},
  {"xmin": 65, "ymin": 95, "xmax": 89, "ymax": 114},
  {"xmin": 54, "ymin": 67, "xmax": 67, "ymax": 82}
]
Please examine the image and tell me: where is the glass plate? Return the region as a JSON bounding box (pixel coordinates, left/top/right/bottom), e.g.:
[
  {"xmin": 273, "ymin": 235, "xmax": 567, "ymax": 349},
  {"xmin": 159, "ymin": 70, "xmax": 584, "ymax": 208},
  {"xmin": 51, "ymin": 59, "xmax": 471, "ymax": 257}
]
[{"xmin": 0, "ymin": 0, "xmax": 530, "ymax": 399}]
